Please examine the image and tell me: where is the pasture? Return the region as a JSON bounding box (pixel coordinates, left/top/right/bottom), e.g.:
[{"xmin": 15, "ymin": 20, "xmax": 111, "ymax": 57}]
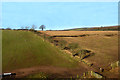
[
  {"xmin": 42, "ymin": 31, "xmax": 118, "ymax": 69},
  {"xmin": 2, "ymin": 30, "xmax": 82, "ymax": 74},
  {"xmin": 2, "ymin": 30, "xmax": 118, "ymax": 78}
]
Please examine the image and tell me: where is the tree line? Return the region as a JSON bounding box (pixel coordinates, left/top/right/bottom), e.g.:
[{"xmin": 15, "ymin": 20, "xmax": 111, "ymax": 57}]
[{"xmin": 2, "ymin": 24, "xmax": 46, "ymax": 31}]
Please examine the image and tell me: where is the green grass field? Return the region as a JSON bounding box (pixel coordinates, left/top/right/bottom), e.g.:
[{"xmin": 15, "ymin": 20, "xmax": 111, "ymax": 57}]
[{"xmin": 2, "ymin": 30, "xmax": 78, "ymax": 72}]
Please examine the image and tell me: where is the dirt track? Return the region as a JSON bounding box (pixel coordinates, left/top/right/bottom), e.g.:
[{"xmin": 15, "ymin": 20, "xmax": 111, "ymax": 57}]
[{"xmin": 10, "ymin": 64, "xmax": 92, "ymax": 78}]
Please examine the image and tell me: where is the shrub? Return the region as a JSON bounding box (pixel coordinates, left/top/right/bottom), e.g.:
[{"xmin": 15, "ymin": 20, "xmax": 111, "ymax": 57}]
[
  {"xmin": 29, "ymin": 29, "xmax": 37, "ymax": 32},
  {"xmin": 72, "ymin": 49, "xmax": 93, "ymax": 59},
  {"xmin": 80, "ymin": 49, "xmax": 90, "ymax": 54},
  {"xmin": 68, "ymin": 43, "xmax": 79, "ymax": 50},
  {"xmin": 79, "ymin": 49, "xmax": 91, "ymax": 59},
  {"xmin": 6, "ymin": 27, "xmax": 12, "ymax": 30},
  {"xmin": 58, "ymin": 40, "xmax": 67, "ymax": 49},
  {"xmin": 47, "ymin": 36, "xmax": 54, "ymax": 43}
]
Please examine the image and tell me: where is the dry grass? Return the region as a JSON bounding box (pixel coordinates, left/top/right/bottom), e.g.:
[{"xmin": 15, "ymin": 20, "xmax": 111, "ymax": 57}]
[
  {"xmin": 40, "ymin": 31, "xmax": 118, "ymax": 36},
  {"xmin": 43, "ymin": 31, "xmax": 118, "ymax": 68},
  {"xmin": 102, "ymin": 67, "xmax": 119, "ymax": 78}
]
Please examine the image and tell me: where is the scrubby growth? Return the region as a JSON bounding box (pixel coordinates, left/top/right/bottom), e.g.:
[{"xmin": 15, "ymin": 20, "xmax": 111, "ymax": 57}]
[
  {"xmin": 47, "ymin": 36, "xmax": 54, "ymax": 43},
  {"xmin": 58, "ymin": 40, "xmax": 67, "ymax": 49},
  {"xmin": 6, "ymin": 27, "xmax": 12, "ymax": 30},
  {"xmin": 32, "ymin": 31, "xmax": 95, "ymax": 60},
  {"xmin": 68, "ymin": 43, "xmax": 79, "ymax": 50},
  {"xmin": 104, "ymin": 34, "xmax": 116, "ymax": 37},
  {"xmin": 72, "ymin": 49, "xmax": 95, "ymax": 59}
]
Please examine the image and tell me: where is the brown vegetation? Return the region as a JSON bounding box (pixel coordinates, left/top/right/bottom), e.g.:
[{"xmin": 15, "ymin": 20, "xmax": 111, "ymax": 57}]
[{"xmin": 41, "ymin": 30, "xmax": 118, "ymax": 78}]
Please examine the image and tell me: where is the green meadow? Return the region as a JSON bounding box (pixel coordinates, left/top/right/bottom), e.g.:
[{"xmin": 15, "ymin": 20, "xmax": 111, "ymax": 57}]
[{"xmin": 2, "ymin": 30, "xmax": 78, "ymax": 72}]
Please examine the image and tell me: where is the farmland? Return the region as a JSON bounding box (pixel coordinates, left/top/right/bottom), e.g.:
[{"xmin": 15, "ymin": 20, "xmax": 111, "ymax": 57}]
[
  {"xmin": 63, "ymin": 25, "xmax": 119, "ymax": 31},
  {"xmin": 2, "ymin": 30, "xmax": 119, "ymax": 78},
  {"xmin": 41, "ymin": 30, "xmax": 119, "ymax": 78},
  {"xmin": 42, "ymin": 31, "xmax": 118, "ymax": 67},
  {"xmin": 2, "ymin": 30, "xmax": 91, "ymax": 78},
  {"xmin": 42, "ymin": 31, "xmax": 117, "ymax": 36}
]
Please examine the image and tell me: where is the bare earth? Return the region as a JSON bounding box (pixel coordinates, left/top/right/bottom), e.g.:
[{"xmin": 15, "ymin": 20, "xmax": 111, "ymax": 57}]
[{"xmin": 10, "ymin": 64, "xmax": 92, "ymax": 78}]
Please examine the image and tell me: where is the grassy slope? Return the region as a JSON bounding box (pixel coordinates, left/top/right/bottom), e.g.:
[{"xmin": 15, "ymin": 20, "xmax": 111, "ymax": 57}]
[{"xmin": 2, "ymin": 30, "xmax": 78, "ymax": 72}]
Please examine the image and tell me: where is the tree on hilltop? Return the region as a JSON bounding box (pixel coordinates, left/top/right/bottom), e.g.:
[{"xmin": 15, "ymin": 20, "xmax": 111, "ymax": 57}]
[{"xmin": 39, "ymin": 25, "xmax": 45, "ymax": 31}]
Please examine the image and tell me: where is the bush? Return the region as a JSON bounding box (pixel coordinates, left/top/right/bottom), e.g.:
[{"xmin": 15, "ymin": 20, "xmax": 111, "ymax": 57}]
[
  {"xmin": 68, "ymin": 43, "xmax": 79, "ymax": 50},
  {"xmin": 6, "ymin": 27, "xmax": 12, "ymax": 30},
  {"xmin": 72, "ymin": 49, "xmax": 93, "ymax": 59},
  {"xmin": 79, "ymin": 49, "xmax": 90, "ymax": 59},
  {"xmin": 79, "ymin": 49, "xmax": 90, "ymax": 54},
  {"xmin": 29, "ymin": 29, "xmax": 34, "ymax": 31},
  {"xmin": 47, "ymin": 36, "xmax": 54, "ymax": 43},
  {"xmin": 58, "ymin": 40, "xmax": 67, "ymax": 49}
]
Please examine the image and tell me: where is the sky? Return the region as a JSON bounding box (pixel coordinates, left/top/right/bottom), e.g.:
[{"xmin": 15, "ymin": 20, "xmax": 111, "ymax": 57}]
[{"xmin": 2, "ymin": 2, "xmax": 118, "ymax": 30}]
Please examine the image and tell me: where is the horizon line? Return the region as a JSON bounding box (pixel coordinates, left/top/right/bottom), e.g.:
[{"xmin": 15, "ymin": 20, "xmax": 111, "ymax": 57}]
[{"xmin": 1, "ymin": 25, "xmax": 118, "ymax": 30}]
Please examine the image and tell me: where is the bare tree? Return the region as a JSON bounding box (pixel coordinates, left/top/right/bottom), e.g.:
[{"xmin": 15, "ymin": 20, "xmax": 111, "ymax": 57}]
[
  {"xmin": 25, "ymin": 26, "xmax": 29, "ymax": 30},
  {"xmin": 31, "ymin": 24, "xmax": 37, "ymax": 30},
  {"xmin": 21, "ymin": 26, "xmax": 24, "ymax": 29},
  {"xmin": 39, "ymin": 25, "xmax": 45, "ymax": 31}
]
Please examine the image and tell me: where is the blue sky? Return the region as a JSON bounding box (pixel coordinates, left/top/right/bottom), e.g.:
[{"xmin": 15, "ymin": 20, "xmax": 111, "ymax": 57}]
[{"xmin": 2, "ymin": 2, "xmax": 118, "ymax": 30}]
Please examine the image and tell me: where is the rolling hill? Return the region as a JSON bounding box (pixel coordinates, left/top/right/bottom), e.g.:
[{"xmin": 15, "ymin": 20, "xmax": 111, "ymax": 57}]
[
  {"xmin": 2, "ymin": 30, "xmax": 78, "ymax": 72},
  {"xmin": 62, "ymin": 25, "xmax": 119, "ymax": 31}
]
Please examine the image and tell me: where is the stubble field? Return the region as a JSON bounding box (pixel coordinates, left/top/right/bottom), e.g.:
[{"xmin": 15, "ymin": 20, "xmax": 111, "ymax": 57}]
[{"xmin": 42, "ymin": 31, "xmax": 118, "ymax": 69}]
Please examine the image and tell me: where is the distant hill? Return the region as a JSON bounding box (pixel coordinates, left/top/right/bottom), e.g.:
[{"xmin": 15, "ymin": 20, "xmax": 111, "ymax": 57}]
[{"xmin": 63, "ymin": 25, "xmax": 119, "ymax": 31}]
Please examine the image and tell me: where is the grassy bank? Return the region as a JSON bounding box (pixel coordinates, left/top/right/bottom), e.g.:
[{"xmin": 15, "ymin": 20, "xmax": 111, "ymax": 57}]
[{"xmin": 2, "ymin": 30, "xmax": 78, "ymax": 72}]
